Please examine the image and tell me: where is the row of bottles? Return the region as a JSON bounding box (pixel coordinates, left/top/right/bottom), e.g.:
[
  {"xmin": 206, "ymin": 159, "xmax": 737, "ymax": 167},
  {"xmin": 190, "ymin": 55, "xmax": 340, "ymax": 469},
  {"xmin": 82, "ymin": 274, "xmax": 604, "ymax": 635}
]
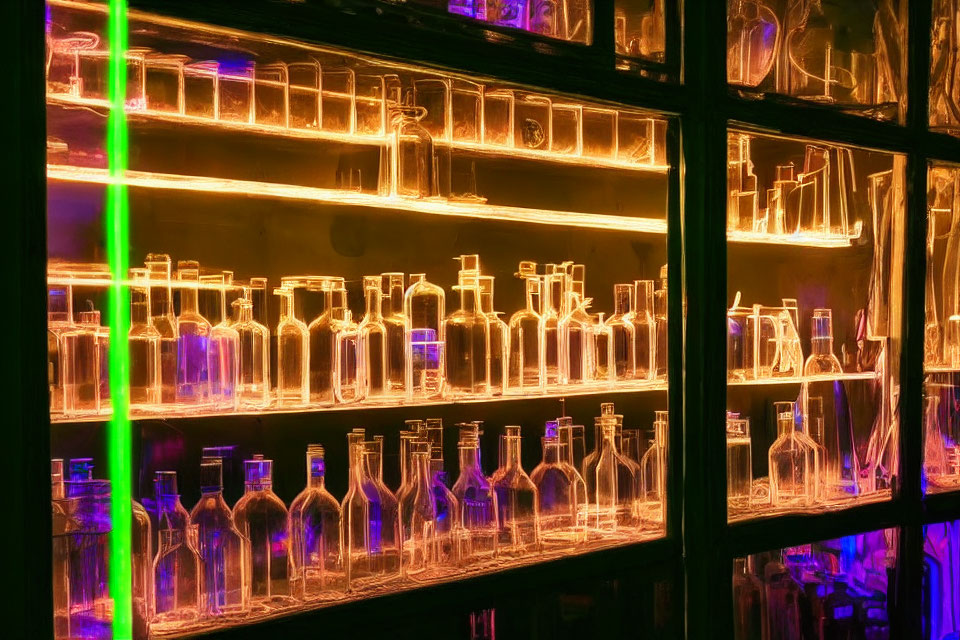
[
  {"xmin": 51, "ymin": 404, "xmax": 667, "ymax": 635},
  {"xmin": 48, "ymin": 255, "xmax": 669, "ymax": 417}
]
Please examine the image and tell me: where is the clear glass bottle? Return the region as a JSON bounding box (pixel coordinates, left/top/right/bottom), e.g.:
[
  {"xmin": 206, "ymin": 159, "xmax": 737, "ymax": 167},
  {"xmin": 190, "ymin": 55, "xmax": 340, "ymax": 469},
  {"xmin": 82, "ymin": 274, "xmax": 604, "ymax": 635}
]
[
  {"xmin": 390, "ymin": 104, "xmax": 438, "ymax": 198},
  {"xmin": 232, "ymin": 297, "xmax": 270, "ymax": 408},
  {"xmin": 542, "ymin": 271, "xmax": 563, "ymax": 386},
  {"xmin": 176, "ymin": 260, "xmax": 212, "ymax": 406},
  {"xmin": 404, "ymin": 273, "xmax": 446, "ymax": 398},
  {"xmin": 332, "ymin": 287, "xmax": 362, "ymax": 404},
  {"xmin": 275, "ymin": 287, "xmax": 309, "ymax": 406},
  {"xmin": 152, "ymin": 526, "xmax": 202, "ymax": 627},
  {"xmin": 508, "ymin": 262, "xmax": 544, "ymax": 392},
  {"xmin": 592, "ymin": 312, "xmax": 613, "ymax": 383},
  {"xmin": 606, "ymin": 284, "xmax": 637, "ymax": 382},
  {"xmin": 132, "ymin": 498, "xmax": 153, "ymax": 629},
  {"xmin": 358, "ymin": 276, "xmax": 388, "ymax": 400},
  {"xmin": 398, "ymin": 444, "xmax": 439, "ymax": 577},
  {"xmin": 62, "ymin": 308, "xmax": 100, "ymax": 415},
  {"xmin": 202, "ymin": 273, "xmax": 240, "ymax": 412},
  {"xmin": 129, "ymin": 269, "xmax": 161, "ymax": 409},
  {"xmin": 451, "ymin": 434, "xmax": 498, "ymax": 561},
  {"xmin": 654, "ymin": 264, "xmax": 668, "ymax": 379},
  {"xmin": 308, "ymin": 277, "xmax": 337, "ymax": 405},
  {"xmin": 556, "ymin": 417, "xmax": 588, "ymax": 521},
  {"xmin": 289, "ymin": 445, "xmax": 345, "ymax": 596},
  {"xmin": 639, "ymin": 410, "xmax": 668, "ymax": 525},
  {"xmin": 232, "ymin": 457, "xmax": 295, "ymax": 608},
  {"xmin": 726, "ymin": 414, "xmax": 752, "ymax": 514},
  {"xmin": 445, "ymin": 258, "xmax": 489, "ymax": 397},
  {"xmin": 768, "ymin": 401, "xmax": 816, "ymax": 507},
  {"xmin": 425, "ymin": 424, "xmax": 460, "ymax": 567},
  {"xmin": 189, "ymin": 457, "xmax": 251, "ymax": 616},
  {"xmin": 632, "ymin": 280, "xmax": 657, "ymax": 381},
  {"xmin": 153, "ymin": 471, "xmax": 191, "ymax": 538},
  {"xmin": 803, "ymin": 394, "xmax": 828, "ymax": 501},
  {"xmin": 47, "ymin": 284, "xmax": 72, "ymax": 415},
  {"xmin": 381, "ymin": 273, "xmax": 408, "ymax": 397},
  {"xmin": 145, "ymin": 253, "xmax": 179, "ymax": 405},
  {"xmin": 479, "ymin": 275, "xmax": 508, "ymax": 397},
  {"xmin": 804, "ymin": 308, "xmax": 844, "ymax": 376},
  {"xmin": 559, "ymin": 266, "xmax": 594, "ymax": 385},
  {"xmin": 491, "ymin": 429, "xmax": 540, "ymax": 555},
  {"xmin": 531, "ymin": 426, "xmax": 583, "ymax": 546},
  {"xmin": 592, "ymin": 410, "xmax": 640, "ymax": 530}
]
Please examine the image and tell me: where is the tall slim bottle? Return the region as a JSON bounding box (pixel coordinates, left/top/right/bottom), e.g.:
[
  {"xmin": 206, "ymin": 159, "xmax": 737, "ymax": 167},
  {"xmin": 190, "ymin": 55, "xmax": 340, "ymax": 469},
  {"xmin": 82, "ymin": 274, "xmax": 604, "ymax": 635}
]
[
  {"xmin": 606, "ymin": 284, "xmax": 637, "ymax": 381},
  {"xmin": 405, "ymin": 273, "xmax": 446, "ymax": 398},
  {"xmin": 128, "ymin": 269, "xmax": 161, "ymax": 408},
  {"xmin": 654, "ymin": 265, "xmax": 668, "ymax": 379},
  {"xmin": 560, "ymin": 265, "xmax": 595, "ymax": 385},
  {"xmin": 48, "ymin": 284, "xmax": 73, "ymax": 415},
  {"xmin": 332, "ymin": 287, "xmax": 362, "ymax": 404},
  {"xmin": 541, "ymin": 271, "xmax": 563, "ymax": 386},
  {"xmin": 289, "ymin": 445, "xmax": 345, "ymax": 596},
  {"xmin": 232, "ymin": 297, "xmax": 270, "ymax": 408},
  {"xmin": 201, "ymin": 273, "xmax": 239, "ymax": 412},
  {"xmin": 132, "ymin": 498, "xmax": 153, "ymax": 632},
  {"xmin": 308, "ymin": 278, "xmax": 337, "ymax": 405},
  {"xmin": 398, "ymin": 444, "xmax": 440, "ymax": 576},
  {"xmin": 145, "ymin": 253, "xmax": 179, "ymax": 405},
  {"xmin": 275, "ymin": 287, "xmax": 309, "ymax": 406},
  {"xmin": 381, "ymin": 272, "xmax": 408, "ymax": 396},
  {"xmin": 176, "ymin": 260, "xmax": 212, "ymax": 406},
  {"xmin": 639, "ymin": 411, "xmax": 668, "ymax": 526},
  {"xmin": 508, "ymin": 262, "xmax": 544, "ymax": 392},
  {"xmin": 491, "ymin": 430, "xmax": 540, "ymax": 555},
  {"xmin": 358, "ymin": 276, "xmax": 388, "ymax": 400},
  {"xmin": 479, "ymin": 275, "xmax": 507, "ymax": 396},
  {"xmin": 445, "ymin": 259, "xmax": 488, "ymax": 396},
  {"xmin": 632, "ymin": 280, "xmax": 657, "ymax": 381},
  {"xmin": 62, "ymin": 310, "xmax": 100, "ymax": 415}
]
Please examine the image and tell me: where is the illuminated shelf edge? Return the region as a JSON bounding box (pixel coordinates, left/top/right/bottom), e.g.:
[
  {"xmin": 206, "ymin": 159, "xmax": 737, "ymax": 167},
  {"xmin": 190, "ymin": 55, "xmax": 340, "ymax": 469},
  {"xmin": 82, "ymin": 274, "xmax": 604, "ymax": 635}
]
[
  {"xmin": 46, "ymin": 164, "xmax": 669, "ymax": 234},
  {"xmin": 727, "ymin": 371, "xmax": 879, "ymax": 387},
  {"xmin": 51, "ymin": 380, "xmax": 670, "ymax": 424},
  {"xmin": 47, "ymin": 94, "xmax": 669, "ymax": 175},
  {"xmin": 727, "ymin": 489, "xmax": 892, "ymax": 525},
  {"xmin": 726, "ymin": 228, "xmax": 861, "ymax": 248},
  {"xmin": 925, "ymin": 365, "xmax": 960, "ymax": 374}
]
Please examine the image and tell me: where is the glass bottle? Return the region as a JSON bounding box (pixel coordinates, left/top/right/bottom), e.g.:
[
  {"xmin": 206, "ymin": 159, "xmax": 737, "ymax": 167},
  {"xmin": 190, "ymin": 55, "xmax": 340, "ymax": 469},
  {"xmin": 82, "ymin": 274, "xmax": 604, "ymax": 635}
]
[
  {"xmin": 145, "ymin": 253, "xmax": 179, "ymax": 405},
  {"xmin": 803, "ymin": 308, "xmax": 843, "ymax": 375},
  {"xmin": 654, "ymin": 265, "xmax": 668, "ymax": 379},
  {"xmin": 47, "ymin": 284, "xmax": 72, "ymax": 415},
  {"xmin": 556, "ymin": 417, "xmax": 588, "ymax": 517},
  {"xmin": 479, "ymin": 275, "xmax": 507, "ymax": 397},
  {"xmin": 593, "ymin": 312, "xmax": 613, "ymax": 383},
  {"xmin": 592, "ymin": 410, "xmax": 640, "ymax": 530},
  {"xmin": 640, "ymin": 411, "xmax": 668, "ymax": 525},
  {"xmin": 175, "ymin": 260, "xmax": 212, "ymax": 406},
  {"xmin": 491, "ymin": 429, "xmax": 540, "ymax": 555},
  {"xmin": 358, "ymin": 276, "xmax": 388, "ymax": 400},
  {"xmin": 426, "ymin": 424, "xmax": 460, "ymax": 567},
  {"xmin": 308, "ymin": 277, "xmax": 337, "ymax": 405},
  {"xmin": 332, "ymin": 287, "xmax": 362, "ymax": 404},
  {"xmin": 152, "ymin": 526, "xmax": 202, "ymax": 627},
  {"xmin": 62, "ymin": 308, "xmax": 100, "ymax": 415},
  {"xmin": 923, "ymin": 393, "xmax": 949, "ymax": 486},
  {"xmin": 189, "ymin": 457, "xmax": 251, "ymax": 616},
  {"xmin": 768, "ymin": 401, "xmax": 816, "ymax": 507},
  {"xmin": 381, "ymin": 273, "xmax": 408, "ymax": 396},
  {"xmin": 404, "ymin": 273, "xmax": 446, "ymax": 399},
  {"xmin": 632, "ymin": 280, "xmax": 657, "ymax": 381},
  {"xmin": 803, "ymin": 394, "xmax": 828, "ymax": 501},
  {"xmin": 606, "ymin": 284, "xmax": 637, "ymax": 382},
  {"xmin": 153, "ymin": 471, "xmax": 191, "ymax": 539},
  {"xmin": 531, "ymin": 427, "xmax": 582, "ymax": 546},
  {"xmin": 390, "ymin": 104, "xmax": 437, "ymax": 198},
  {"xmin": 232, "ymin": 457, "xmax": 295, "ymax": 608},
  {"xmin": 559, "ymin": 265, "xmax": 594, "ymax": 385},
  {"xmin": 232, "ymin": 297, "xmax": 270, "ymax": 408},
  {"xmin": 726, "ymin": 415, "xmax": 752, "ymax": 514},
  {"xmin": 542, "ymin": 270, "xmax": 563, "ymax": 386},
  {"xmin": 275, "ymin": 287, "xmax": 309, "ymax": 406},
  {"xmin": 249, "ymin": 277, "xmax": 269, "ymax": 328},
  {"xmin": 508, "ymin": 262, "xmax": 544, "ymax": 392},
  {"xmin": 202, "ymin": 273, "xmax": 240, "ymax": 412},
  {"xmin": 289, "ymin": 445, "xmax": 345, "ymax": 596},
  {"xmin": 129, "ymin": 269, "xmax": 161, "ymax": 409},
  {"xmin": 451, "ymin": 434, "xmax": 498, "ymax": 561},
  {"xmin": 398, "ymin": 444, "xmax": 439, "ymax": 577},
  {"xmin": 131, "ymin": 498, "xmax": 153, "ymax": 630},
  {"xmin": 398, "ymin": 422, "xmax": 424, "ymax": 496},
  {"xmin": 445, "ymin": 258, "xmax": 488, "ymax": 397}
]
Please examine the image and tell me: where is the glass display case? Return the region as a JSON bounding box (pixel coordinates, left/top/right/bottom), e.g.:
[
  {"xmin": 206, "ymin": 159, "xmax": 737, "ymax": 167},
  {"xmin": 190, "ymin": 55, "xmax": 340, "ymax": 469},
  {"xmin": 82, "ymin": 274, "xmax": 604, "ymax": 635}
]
[{"xmin": 924, "ymin": 519, "xmax": 960, "ymax": 640}]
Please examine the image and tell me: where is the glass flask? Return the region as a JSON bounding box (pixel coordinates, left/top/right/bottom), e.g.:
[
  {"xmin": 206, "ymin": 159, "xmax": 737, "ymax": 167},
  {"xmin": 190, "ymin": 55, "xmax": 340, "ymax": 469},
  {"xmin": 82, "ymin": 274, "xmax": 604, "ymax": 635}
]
[
  {"xmin": 559, "ymin": 265, "xmax": 595, "ymax": 385},
  {"xmin": 591, "ymin": 409, "xmax": 640, "ymax": 530},
  {"xmin": 727, "ymin": 0, "xmax": 780, "ymax": 88},
  {"xmin": 398, "ymin": 444, "xmax": 440, "ymax": 577},
  {"xmin": 62, "ymin": 309, "xmax": 100, "ymax": 415},
  {"xmin": 332, "ymin": 287, "xmax": 362, "ymax": 404},
  {"xmin": 232, "ymin": 297, "xmax": 270, "ymax": 408},
  {"xmin": 145, "ymin": 253, "xmax": 179, "ymax": 405},
  {"xmin": 390, "ymin": 104, "xmax": 438, "ymax": 198},
  {"xmin": 803, "ymin": 308, "xmax": 843, "ymax": 375},
  {"xmin": 131, "ymin": 498, "xmax": 152, "ymax": 630},
  {"xmin": 632, "ymin": 280, "xmax": 657, "ymax": 381},
  {"xmin": 405, "ymin": 274, "xmax": 446, "ymax": 398},
  {"xmin": 451, "ymin": 434, "xmax": 498, "ymax": 561},
  {"xmin": 176, "ymin": 260, "xmax": 212, "ymax": 406},
  {"xmin": 308, "ymin": 277, "xmax": 337, "ymax": 405},
  {"xmin": 128, "ymin": 269, "xmax": 161, "ymax": 409},
  {"xmin": 445, "ymin": 258, "xmax": 489, "ymax": 397},
  {"xmin": 398, "ymin": 423, "xmax": 424, "ymax": 497},
  {"xmin": 531, "ymin": 426, "xmax": 584, "ymax": 546},
  {"xmin": 381, "ymin": 273, "xmax": 408, "ymax": 396},
  {"xmin": 639, "ymin": 411, "xmax": 668, "ymax": 525},
  {"xmin": 541, "ymin": 270, "xmax": 563, "ymax": 386},
  {"xmin": 358, "ymin": 275, "xmax": 388, "ymax": 399},
  {"xmin": 479, "ymin": 275, "xmax": 507, "ymax": 396},
  {"xmin": 289, "ymin": 445, "xmax": 345, "ymax": 596},
  {"xmin": 768, "ymin": 401, "xmax": 816, "ymax": 507},
  {"xmin": 606, "ymin": 284, "xmax": 637, "ymax": 381},
  {"xmin": 232, "ymin": 457, "xmax": 295, "ymax": 608},
  {"xmin": 47, "ymin": 284, "xmax": 72, "ymax": 415},
  {"xmin": 189, "ymin": 458, "xmax": 251, "ymax": 616},
  {"xmin": 491, "ymin": 429, "xmax": 540, "ymax": 555},
  {"xmin": 275, "ymin": 287, "xmax": 309, "ymax": 406},
  {"xmin": 202, "ymin": 273, "xmax": 240, "ymax": 412},
  {"xmin": 508, "ymin": 262, "xmax": 544, "ymax": 392},
  {"xmin": 654, "ymin": 264, "xmax": 668, "ymax": 378},
  {"xmin": 153, "ymin": 526, "xmax": 202, "ymax": 627},
  {"xmin": 726, "ymin": 414, "xmax": 752, "ymax": 513}
]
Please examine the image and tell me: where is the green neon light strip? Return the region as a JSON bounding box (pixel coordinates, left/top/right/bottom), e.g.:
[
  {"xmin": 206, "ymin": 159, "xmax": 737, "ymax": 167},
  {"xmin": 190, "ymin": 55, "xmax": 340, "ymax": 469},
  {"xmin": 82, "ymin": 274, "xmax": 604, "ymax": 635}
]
[{"xmin": 106, "ymin": 0, "xmax": 132, "ymax": 637}]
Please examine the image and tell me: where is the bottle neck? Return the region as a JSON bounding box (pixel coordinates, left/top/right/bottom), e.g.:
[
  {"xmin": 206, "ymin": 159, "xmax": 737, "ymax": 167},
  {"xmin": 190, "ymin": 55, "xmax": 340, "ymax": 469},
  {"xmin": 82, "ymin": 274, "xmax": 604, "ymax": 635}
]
[
  {"xmin": 131, "ymin": 299, "xmax": 149, "ymax": 325},
  {"xmin": 526, "ymin": 286, "xmax": 541, "ymax": 314},
  {"xmin": 365, "ymin": 288, "xmax": 382, "ymax": 319},
  {"xmin": 279, "ymin": 293, "xmax": 295, "ymax": 322},
  {"xmin": 151, "ymin": 282, "xmax": 172, "ymax": 318},
  {"xmin": 460, "ymin": 286, "xmax": 479, "ymax": 313},
  {"xmin": 388, "ymin": 282, "xmax": 405, "ymax": 315},
  {"xmin": 307, "ymin": 452, "xmax": 326, "ymax": 489},
  {"xmin": 811, "ymin": 334, "xmax": 833, "ymax": 356},
  {"xmin": 458, "ymin": 443, "xmax": 480, "ymax": 474},
  {"xmin": 503, "ymin": 435, "xmax": 522, "ymax": 469},
  {"xmin": 614, "ymin": 287, "xmax": 631, "ymax": 315},
  {"xmin": 181, "ymin": 285, "xmax": 199, "ymax": 315},
  {"xmin": 414, "ymin": 453, "xmax": 431, "ymax": 492},
  {"xmin": 542, "ymin": 438, "xmax": 560, "ymax": 464}
]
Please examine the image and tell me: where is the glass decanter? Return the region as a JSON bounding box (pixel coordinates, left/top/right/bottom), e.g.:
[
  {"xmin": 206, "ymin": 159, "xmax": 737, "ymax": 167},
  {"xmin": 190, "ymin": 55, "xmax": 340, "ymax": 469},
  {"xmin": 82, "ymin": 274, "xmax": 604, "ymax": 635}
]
[
  {"xmin": 633, "ymin": 280, "xmax": 657, "ymax": 381},
  {"xmin": 152, "ymin": 526, "xmax": 202, "ymax": 627},
  {"xmin": 654, "ymin": 264, "xmax": 668, "ymax": 378},
  {"xmin": 128, "ymin": 269, "xmax": 161, "ymax": 408},
  {"xmin": 404, "ymin": 273, "xmax": 446, "ymax": 398},
  {"xmin": 451, "ymin": 433, "xmax": 498, "ymax": 561},
  {"xmin": 445, "ymin": 257, "xmax": 489, "ymax": 397},
  {"xmin": 530, "ymin": 425, "xmax": 583, "ymax": 546},
  {"xmin": 202, "ymin": 273, "xmax": 239, "ymax": 412},
  {"xmin": 231, "ymin": 297, "xmax": 270, "ymax": 408},
  {"xmin": 726, "ymin": 414, "xmax": 753, "ymax": 513},
  {"xmin": 390, "ymin": 104, "xmax": 438, "ymax": 198},
  {"xmin": 381, "ymin": 272, "xmax": 408, "ymax": 396},
  {"xmin": 639, "ymin": 411, "xmax": 668, "ymax": 525},
  {"xmin": 289, "ymin": 445, "xmax": 345, "ymax": 596},
  {"xmin": 508, "ymin": 262, "xmax": 544, "ymax": 392},
  {"xmin": 175, "ymin": 260, "xmax": 212, "ymax": 406},
  {"xmin": 606, "ymin": 284, "xmax": 637, "ymax": 381},
  {"xmin": 275, "ymin": 286, "xmax": 309, "ymax": 406},
  {"xmin": 768, "ymin": 401, "xmax": 816, "ymax": 507},
  {"xmin": 589, "ymin": 405, "xmax": 640, "ymax": 530},
  {"xmin": 803, "ymin": 308, "xmax": 843, "ymax": 375},
  {"xmin": 491, "ymin": 430, "xmax": 540, "ymax": 555},
  {"xmin": 332, "ymin": 287, "xmax": 362, "ymax": 404},
  {"xmin": 425, "ymin": 424, "xmax": 460, "ymax": 567},
  {"xmin": 358, "ymin": 276, "xmax": 388, "ymax": 400},
  {"xmin": 232, "ymin": 457, "xmax": 295, "ymax": 608},
  {"xmin": 189, "ymin": 458, "xmax": 251, "ymax": 616},
  {"xmin": 479, "ymin": 275, "xmax": 508, "ymax": 396},
  {"xmin": 398, "ymin": 444, "xmax": 440, "ymax": 577},
  {"xmin": 145, "ymin": 253, "xmax": 179, "ymax": 405}
]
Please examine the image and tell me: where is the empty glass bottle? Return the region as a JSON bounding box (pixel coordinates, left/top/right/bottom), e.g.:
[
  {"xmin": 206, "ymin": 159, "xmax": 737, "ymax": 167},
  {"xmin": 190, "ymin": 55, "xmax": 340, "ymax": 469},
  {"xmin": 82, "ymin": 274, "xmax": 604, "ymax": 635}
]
[
  {"xmin": 232, "ymin": 297, "xmax": 270, "ymax": 408},
  {"xmin": 592, "ymin": 312, "xmax": 613, "ymax": 383},
  {"xmin": 451, "ymin": 434, "xmax": 498, "ymax": 561},
  {"xmin": 48, "ymin": 285, "xmax": 72, "ymax": 415},
  {"xmin": 479, "ymin": 275, "xmax": 507, "ymax": 396},
  {"xmin": 559, "ymin": 265, "xmax": 594, "ymax": 385},
  {"xmin": 592, "ymin": 409, "xmax": 640, "ymax": 530},
  {"xmin": 391, "ymin": 104, "xmax": 438, "ymax": 198},
  {"xmin": 803, "ymin": 308, "xmax": 843, "ymax": 375},
  {"xmin": 405, "ymin": 274, "xmax": 446, "ymax": 398},
  {"xmin": 768, "ymin": 401, "xmax": 816, "ymax": 507},
  {"xmin": 425, "ymin": 424, "xmax": 460, "ymax": 566},
  {"xmin": 275, "ymin": 287, "xmax": 309, "ymax": 406},
  {"xmin": 64, "ymin": 459, "xmax": 111, "ymax": 637},
  {"xmin": 332, "ymin": 287, "xmax": 362, "ymax": 404},
  {"xmin": 289, "ymin": 445, "xmax": 345, "ymax": 596},
  {"xmin": 531, "ymin": 424, "xmax": 584, "ymax": 546},
  {"xmin": 358, "ymin": 276, "xmax": 388, "ymax": 400},
  {"xmin": 491, "ymin": 429, "xmax": 540, "ymax": 555},
  {"xmin": 176, "ymin": 260, "xmax": 212, "ymax": 406},
  {"xmin": 189, "ymin": 458, "xmax": 251, "ymax": 616},
  {"xmin": 508, "ymin": 262, "xmax": 544, "ymax": 392},
  {"xmin": 398, "ymin": 444, "xmax": 440, "ymax": 576},
  {"xmin": 152, "ymin": 526, "xmax": 202, "ymax": 627},
  {"xmin": 145, "ymin": 253, "xmax": 179, "ymax": 405},
  {"xmin": 726, "ymin": 415, "xmax": 752, "ymax": 513},
  {"xmin": 129, "ymin": 269, "xmax": 161, "ymax": 409},
  {"xmin": 632, "ymin": 280, "xmax": 657, "ymax": 381},
  {"xmin": 62, "ymin": 309, "xmax": 100, "ymax": 415},
  {"xmin": 542, "ymin": 271, "xmax": 563, "ymax": 386},
  {"xmin": 308, "ymin": 277, "xmax": 338, "ymax": 404},
  {"xmin": 446, "ymin": 258, "xmax": 488, "ymax": 396},
  {"xmin": 803, "ymin": 394, "xmax": 828, "ymax": 501},
  {"xmin": 640, "ymin": 411, "xmax": 668, "ymax": 525},
  {"xmin": 381, "ymin": 273, "xmax": 408, "ymax": 396},
  {"xmin": 203, "ymin": 273, "xmax": 240, "ymax": 412},
  {"xmin": 654, "ymin": 265, "xmax": 668, "ymax": 378},
  {"xmin": 232, "ymin": 457, "xmax": 295, "ymax": 608},
  {"xmin": 606, "ymin": 284, "xmax": 637, "ymax": 381},
  {"xmin": 131, "ymin": 498, "xmax": 152, "ymax": 631}
]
